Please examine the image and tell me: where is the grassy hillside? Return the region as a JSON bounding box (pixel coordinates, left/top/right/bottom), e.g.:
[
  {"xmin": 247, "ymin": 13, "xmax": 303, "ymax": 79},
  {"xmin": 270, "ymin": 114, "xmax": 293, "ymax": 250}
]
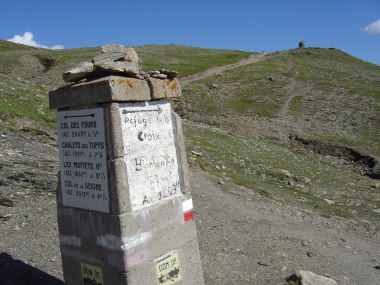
[
  {"xmin": 136, "ymin": 45, "xmax": 253, "ymax": 77},
  {"xmin": 0, "ymin": 40, "xmax": 379, "ymax": 226},
  {"xmin": 184, "ymin": 120, "xmax": 379, "ymax": 223},
  {"xmin": 0, "ymin": 40, "xmax": 252, "ymax": 131},
  {"xmin": 170, "ymin": 47, "xmax": 379, "ymax": 225},
  {"xmin": 0, "ymin": 41, "xmax": 100, "ymax": 130},
  {"xmin": 177, "ymin": 48, "xmax": 380, "ymax": 156}
]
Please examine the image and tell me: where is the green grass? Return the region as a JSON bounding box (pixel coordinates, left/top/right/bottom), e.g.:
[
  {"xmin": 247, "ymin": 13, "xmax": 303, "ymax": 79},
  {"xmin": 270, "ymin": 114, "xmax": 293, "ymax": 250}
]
[
  {"xmin": 179, "ymin": 47, "xmax": 380, "ymax": 157},
  {"xmin": 34, "ymin": 83, "xmax": 46, "ymax": 91},
  {"xmin": 0, "ymin": 42, "xmax": 254, "ymax": 131},
  {"xmin": 0, "ymin": 39, "xmax": 38, "ymax": 52},
  {"xmin": 316, "ymin": 130, "xmax": 380, "ymax": 157},
  {"xmin": 135, "ymin": 44, "xmax": 254, "ymax": 77},
  {"xmin": 0, "ymin": 77, "xmax": 56, "ymax": 129},
  {"xmin": 184, "ymin": 120, "xmax": 380, "ymax": 223},
  {"xmin": 230, "ymin": 99, "xmax": 279, "ymax": 116},
  {"xmin": 39, "ymin": 45, "xmax": 253, "ymax": 78},
  {"xmin": 0, "ymin": 40, "xmax": 379, "ymax": 228},
  {"xmin": 0, "ymin": 43, "xmax": 249, "ymax": 79},
  {"xmin": 289, "ymin": 95, "xmax": 303, "ymax": 114}
]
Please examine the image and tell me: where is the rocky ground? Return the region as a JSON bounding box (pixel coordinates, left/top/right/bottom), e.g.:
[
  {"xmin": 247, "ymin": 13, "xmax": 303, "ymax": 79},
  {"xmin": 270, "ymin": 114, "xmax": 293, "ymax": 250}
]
[
  {"xmin": 0, "ymin": 130, "xmax": 62, "ymax": 284},
  {"xmin": 0, "ymin": 129, "xmax": 379, "ymax": 284},
  {"xmin": 192, "ymin": 169, "xmax": 379, "ymax": 284}
]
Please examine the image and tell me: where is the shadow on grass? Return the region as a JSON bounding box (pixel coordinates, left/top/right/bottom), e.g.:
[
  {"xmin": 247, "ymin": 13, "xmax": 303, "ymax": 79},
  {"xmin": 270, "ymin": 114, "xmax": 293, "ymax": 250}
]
[{"xmin": 0, "ymin": 252, "xmax": 64, "ymax": 285}]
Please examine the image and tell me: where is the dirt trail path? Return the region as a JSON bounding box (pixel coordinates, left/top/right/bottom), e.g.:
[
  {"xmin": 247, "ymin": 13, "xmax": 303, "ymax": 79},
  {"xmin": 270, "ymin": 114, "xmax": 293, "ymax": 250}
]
[
  {"xmin": 181, "ymin": 53, "xmax": 269, "ymax": 83},
  {"xmin": 277, "ymin": 77, "xmax": 314, "ymax": 117}
]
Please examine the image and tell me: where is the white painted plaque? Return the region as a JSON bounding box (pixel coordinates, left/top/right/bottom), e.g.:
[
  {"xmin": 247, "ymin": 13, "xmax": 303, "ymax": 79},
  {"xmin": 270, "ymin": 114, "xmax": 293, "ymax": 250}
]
[
  {"xmin": 120, "ymin": 100, "xmax": 182, "ymax": 211},
  {"xmin": 57, "ymin": 108, "xmax": 109, "ymax": 213}
]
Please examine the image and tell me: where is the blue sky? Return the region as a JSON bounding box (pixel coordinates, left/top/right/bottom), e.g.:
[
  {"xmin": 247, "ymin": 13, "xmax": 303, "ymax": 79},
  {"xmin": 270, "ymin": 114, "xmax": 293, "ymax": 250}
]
[{"xmin": 1, "ymin": 0, "xmax": 379, "ymax": 65}]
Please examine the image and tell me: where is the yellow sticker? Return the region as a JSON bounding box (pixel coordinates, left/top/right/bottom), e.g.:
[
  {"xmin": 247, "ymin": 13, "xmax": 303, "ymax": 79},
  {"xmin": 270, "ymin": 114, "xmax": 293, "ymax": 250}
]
[
  {"xmin": 81, "ymin": 262, "xmax": 103, "ymax": 285},
  {"xmin": 155, "ymin": 251, "xmax": 181, "ymax": 285}
]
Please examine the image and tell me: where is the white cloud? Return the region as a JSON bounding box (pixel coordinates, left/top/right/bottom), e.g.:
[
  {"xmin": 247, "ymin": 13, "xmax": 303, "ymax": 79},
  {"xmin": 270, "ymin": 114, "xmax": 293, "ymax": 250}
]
[
  {"xmin": 7, "ymin": 31, "xmax": 64, "ymax": 49},
  {"xmin": 364, "ymin": 19, "xmax": 380, "ymax": 34},
  {"xmin": 51, "ymin": 45, "xmax": 65, "ymax": 50}
]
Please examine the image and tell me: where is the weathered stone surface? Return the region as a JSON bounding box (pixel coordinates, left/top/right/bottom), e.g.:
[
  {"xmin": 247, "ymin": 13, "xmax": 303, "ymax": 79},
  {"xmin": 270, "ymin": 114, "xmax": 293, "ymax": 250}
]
[
  {"xmin": 191, "ymin": 151, "xmax": 202, "ymax": 157},
  {"xmin": 95, "ymin": 61, "xmax": 140, "ymax": 75},
  {"xmin": 172, "ymin": 112, "xmax": 193, "ymax": 196},
  {"xmin": 147, "ymin": 77, "xmax": 181, "ymax": 99},
  {"xmin": 133, "ymin": 74, "xmax": 145, "ymax": 80},
  {"xmin": 51, "ymin": 57, "xmax": 204, "ymax": 284},
  {"xmin": 123, "ymin": 48, "xmax": 139, "ymax": 64},
  {"xmin": 287, "ymin": 270, "xmax": 337, "ymax": 285},
  {"xmin": 49, "ymin": 76, "xmax": 150, "ymax": 109},
  {"xmin": 151, "ymin": 73, "xmax": 167, "ymax": 79},
  {"xmin": 58, "ymin": 197, "xmax": 203, "ymax": 284},
  {"xmin": 62, "ymin": 62, "xmax": 94, "ymax": 82},
  {"xmin": 323, "ymin": 199, "xmax": 335, "ymax": 205},
  {"xmin": 148, "ymin": 71, "xmax": 160, "ymax": 76},
  {"xmin": 272, "ymin": 168, "xmax": 292, "ymax": 178},
  {"xmin": 63, "ymin": 47, "xmax": 141, "ymax": 82},
  {"xmin": 92, "ymin": 52, "xmax": 128, "ymax": 65},
  {"xmin": 0, "ymin": 197, "xmax": 14, "ymax": 207},
  {"xmin": 160, "ymin": 69, "xmax": 178, "ymax": 79},
  {"xmin": 371, "ymin": 159, "xmax": 380, "ymax": 179},
  {"xmin": 101, "ymin": 44, "xmax": 129, "ymax": 53},
  {"xmin": 139, "ymin": 72, "xmax": 150, "ymax": 79}
]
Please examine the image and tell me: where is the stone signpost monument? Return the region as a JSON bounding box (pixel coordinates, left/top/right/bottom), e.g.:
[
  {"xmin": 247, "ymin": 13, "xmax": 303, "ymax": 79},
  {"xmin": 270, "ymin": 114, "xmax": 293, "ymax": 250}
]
[{"xmin": 49, "ymin": 45, "xmax": 204, "ymax": 285}]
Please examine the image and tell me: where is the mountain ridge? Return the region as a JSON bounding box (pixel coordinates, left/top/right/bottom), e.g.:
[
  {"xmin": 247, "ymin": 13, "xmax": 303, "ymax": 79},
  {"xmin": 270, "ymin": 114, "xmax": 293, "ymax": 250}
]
[{"xmin": 0, "ymin": 39, "xmax": 379, "ymax": 223}]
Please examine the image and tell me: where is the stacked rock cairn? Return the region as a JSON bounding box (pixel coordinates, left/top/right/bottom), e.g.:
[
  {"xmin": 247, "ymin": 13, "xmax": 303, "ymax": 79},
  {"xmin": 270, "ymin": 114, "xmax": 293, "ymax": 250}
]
[{"xmin": 63, "ymin": 44, "xmax": 178, "ymax": 83}]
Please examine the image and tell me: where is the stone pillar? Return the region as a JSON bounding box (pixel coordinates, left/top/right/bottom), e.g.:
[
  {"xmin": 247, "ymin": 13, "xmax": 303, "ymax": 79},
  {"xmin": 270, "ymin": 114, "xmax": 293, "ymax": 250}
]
[{"xmin": 49, "ymin": 75, "xmax": 204, "ymax": 285}]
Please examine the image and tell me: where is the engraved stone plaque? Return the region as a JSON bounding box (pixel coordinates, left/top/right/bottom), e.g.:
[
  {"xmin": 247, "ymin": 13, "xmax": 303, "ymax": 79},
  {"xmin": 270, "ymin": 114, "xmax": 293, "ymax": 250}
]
[
  {"xmin": 57, "ymin": 108, "xmax": 109, "ymax": 213},
  {"xmin": 119, "ymin": 100, "xmax": 182, "ymax": 211}
]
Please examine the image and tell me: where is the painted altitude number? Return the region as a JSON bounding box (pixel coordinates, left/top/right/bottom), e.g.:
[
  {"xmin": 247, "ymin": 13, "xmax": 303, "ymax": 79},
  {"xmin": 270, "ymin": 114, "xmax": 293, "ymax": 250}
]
[
  {"xmin": 65, "ymin": 189, "xmax": 107, "ymax": 200},
  {"xmin": 157, "ymin": 182, "xmax": 180, "ymax": 200}
]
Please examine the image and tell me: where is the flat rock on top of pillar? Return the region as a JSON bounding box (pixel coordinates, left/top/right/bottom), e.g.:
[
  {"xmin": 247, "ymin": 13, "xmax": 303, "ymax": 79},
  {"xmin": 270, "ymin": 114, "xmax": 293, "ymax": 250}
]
[
  {"xmin": 160, "ymin": 69, "xmax": 178, "ymax": 79},
  {"xmin": 92, "ymin": 52, "xmax": 129, "ymax": 65},
  {"xmin": 62, "ymin": 62, "xmax": 94, "ymax": 83},
  {"xmin": 101, "ymin": 44, "xmax": 129, "ymax": 53},
  {"xmin": 97, "ymin": 46, "xmax": 139, "ymax": 64},
  {"xmin": 49, "ymin": 76, "xmax": 151, "ymax": 109},
  {"xmin": 94, "ymin": 61, "xmax": 140, "ymax": 75},
  {"xmin": 123, "ymin": 47, "xmax": 139, "ymax": 64},
  {"xmin": 147, "ymin": 77, "xmax": 182, "ymax": 99}
]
